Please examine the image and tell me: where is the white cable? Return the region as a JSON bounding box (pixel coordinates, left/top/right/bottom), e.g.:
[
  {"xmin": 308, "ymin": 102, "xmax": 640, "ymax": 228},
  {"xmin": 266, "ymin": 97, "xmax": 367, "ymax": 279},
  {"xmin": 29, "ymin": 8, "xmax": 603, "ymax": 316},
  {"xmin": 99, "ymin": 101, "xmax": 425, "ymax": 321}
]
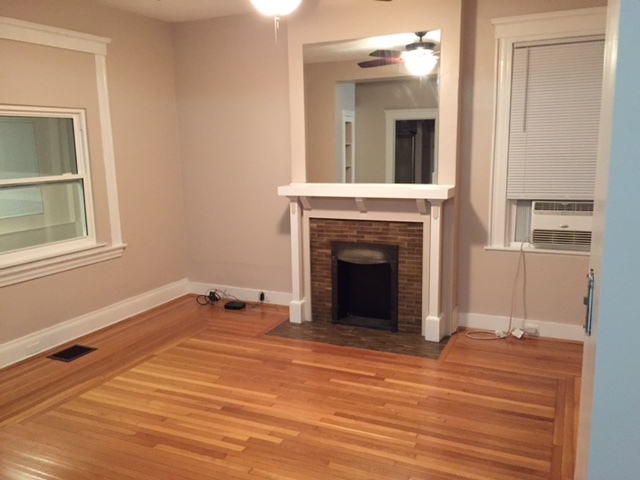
[{"xmin": 466, "ymin": 243, "xmax": 528, "ymax": 341}]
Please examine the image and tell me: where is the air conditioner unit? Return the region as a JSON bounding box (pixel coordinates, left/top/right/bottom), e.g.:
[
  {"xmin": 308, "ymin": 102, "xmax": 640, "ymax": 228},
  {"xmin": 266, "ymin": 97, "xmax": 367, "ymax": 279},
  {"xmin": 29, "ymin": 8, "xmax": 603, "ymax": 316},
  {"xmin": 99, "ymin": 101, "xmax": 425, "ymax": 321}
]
[{"xmin": 530, "ymin": 201, "xmax": 593, "ymax": 249}]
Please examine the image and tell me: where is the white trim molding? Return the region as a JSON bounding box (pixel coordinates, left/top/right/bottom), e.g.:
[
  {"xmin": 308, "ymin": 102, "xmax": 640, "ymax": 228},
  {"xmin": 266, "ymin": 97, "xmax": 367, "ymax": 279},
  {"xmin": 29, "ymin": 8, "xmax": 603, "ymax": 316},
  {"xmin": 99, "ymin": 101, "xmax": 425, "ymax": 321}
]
[
  {"xmin": 0, "ymin": 279, "xmax": 189, "ymax": 369},
  {"xmin": 0, "ymin": 16, "xmax": 125, "ymax": 286},
  {"xmin": 0, "ymin": 244, "xmax": 126, "ymax": 287},
  {"xmin": 458, "ymin": 312, "xmax": 585, "ymax": 342},
  {"xmin": 0, "ymin": 16, "xmax": 110, "ymax": 54},
  {"xmin": 94, "ymin": 54, "xmax": 123, "ymax": 247}
]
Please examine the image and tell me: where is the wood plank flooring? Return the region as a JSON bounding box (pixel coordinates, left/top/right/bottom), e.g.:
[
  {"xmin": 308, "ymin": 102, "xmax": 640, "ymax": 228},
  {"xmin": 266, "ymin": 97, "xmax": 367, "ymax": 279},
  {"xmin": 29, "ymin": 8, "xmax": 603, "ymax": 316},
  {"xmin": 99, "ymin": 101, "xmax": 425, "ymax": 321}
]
[{"xmin": 0, "ymin": 296, "xmax": 583, "ymax": 479}]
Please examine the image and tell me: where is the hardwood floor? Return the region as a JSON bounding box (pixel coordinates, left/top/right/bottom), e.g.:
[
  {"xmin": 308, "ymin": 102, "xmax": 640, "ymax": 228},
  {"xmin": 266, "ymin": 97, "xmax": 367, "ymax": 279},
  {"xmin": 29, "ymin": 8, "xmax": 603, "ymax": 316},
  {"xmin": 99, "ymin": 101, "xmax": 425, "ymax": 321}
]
[{"xmin": 0, "ymin": 296, "xmax": 583, "ymax": 479}]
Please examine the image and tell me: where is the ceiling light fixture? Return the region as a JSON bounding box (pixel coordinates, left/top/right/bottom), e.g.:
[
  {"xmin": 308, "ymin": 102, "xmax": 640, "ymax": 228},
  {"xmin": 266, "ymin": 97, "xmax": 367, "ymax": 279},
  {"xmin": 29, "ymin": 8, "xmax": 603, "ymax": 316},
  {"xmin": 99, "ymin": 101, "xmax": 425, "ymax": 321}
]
[
  {"xmin": 250, "ymin": 0, "xmax": 302, "ymax": 16},
  {"xmin": 251, "ymin": 0, "xmax": 302, "ymax": 42},
  {"xmin": 402, "ymin": 48, "xmax": 438, "ymax": 76}
]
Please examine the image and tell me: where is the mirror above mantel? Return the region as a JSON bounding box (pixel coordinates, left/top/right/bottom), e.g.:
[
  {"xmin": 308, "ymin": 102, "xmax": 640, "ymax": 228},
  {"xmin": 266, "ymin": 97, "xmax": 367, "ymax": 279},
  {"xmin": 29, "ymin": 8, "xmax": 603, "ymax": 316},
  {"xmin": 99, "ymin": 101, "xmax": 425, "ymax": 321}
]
[
  {"xmin": 285, "ymin": 0, "xmax": 462, "ymax": 188},
  {"xmin": 304, "ymin": 31, "xmax": 441, "ymax": 184}
]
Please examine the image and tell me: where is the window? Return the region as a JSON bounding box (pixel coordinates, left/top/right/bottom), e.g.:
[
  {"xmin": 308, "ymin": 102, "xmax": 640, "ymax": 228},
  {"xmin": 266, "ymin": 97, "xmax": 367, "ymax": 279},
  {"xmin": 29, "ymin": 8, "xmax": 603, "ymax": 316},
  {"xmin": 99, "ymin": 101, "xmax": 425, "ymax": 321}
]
[
  {"xmin": 489, "ymin": 8, "xmax": 606, "ymax": 253},
  {"xmin": 0, "ymin": 108, "xmax": 94, "ymax": 256},
  {"xmin": 0, "ymin": 16, "xmax": 125, "ymax": 286}
]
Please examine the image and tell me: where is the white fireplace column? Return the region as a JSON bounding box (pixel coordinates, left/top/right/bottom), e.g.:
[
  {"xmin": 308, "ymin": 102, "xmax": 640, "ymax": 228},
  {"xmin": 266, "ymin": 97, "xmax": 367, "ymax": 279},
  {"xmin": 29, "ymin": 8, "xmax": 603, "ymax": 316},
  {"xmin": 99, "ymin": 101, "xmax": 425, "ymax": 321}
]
[
  {"xmin": 287, "ymin": 198, "xmax": 305, "ymax": 324},
  {"xmin": 424, "ymin": 199, "xmax": 445, "ymax": 341},
  {"xmin": 278, "ymin": 183, "xmax": 455, "ymax": 342}
]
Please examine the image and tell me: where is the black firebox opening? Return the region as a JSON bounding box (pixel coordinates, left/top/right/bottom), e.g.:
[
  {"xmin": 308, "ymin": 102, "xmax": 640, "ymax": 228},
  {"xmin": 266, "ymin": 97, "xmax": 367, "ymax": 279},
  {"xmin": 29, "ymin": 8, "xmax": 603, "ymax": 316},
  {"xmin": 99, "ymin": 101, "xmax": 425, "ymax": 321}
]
[{"xmin": 331, "ymin": 241, "xmax": 399, "ymax": 332}]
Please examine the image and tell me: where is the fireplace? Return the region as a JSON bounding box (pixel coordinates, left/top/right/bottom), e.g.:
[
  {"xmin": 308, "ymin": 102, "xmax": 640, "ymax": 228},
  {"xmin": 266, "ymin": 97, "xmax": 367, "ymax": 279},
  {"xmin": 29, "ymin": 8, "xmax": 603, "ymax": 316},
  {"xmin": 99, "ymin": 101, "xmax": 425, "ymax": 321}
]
[
  {"xmin": 310, "ymin": 219, "xmax": 423, "ymax": 333},
  {"xmin": 332, "ymin": 241, "xmax": 399, "ymax": 331},
  {"xmin": 278, "ymin": 183, "xmax": 455, "ymax": 341}
]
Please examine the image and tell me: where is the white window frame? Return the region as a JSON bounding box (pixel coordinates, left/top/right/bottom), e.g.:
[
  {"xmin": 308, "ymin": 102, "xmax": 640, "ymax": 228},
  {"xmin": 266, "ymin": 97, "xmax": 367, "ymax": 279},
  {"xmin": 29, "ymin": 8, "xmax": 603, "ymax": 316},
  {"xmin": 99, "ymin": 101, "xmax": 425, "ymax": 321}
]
[
  {"xmin": 0, "ymin": 106, "xmax": 96, "ymax": 258},
  {"xmin": 488, "ymin": 8, "xmax": 606, "ymax": 254},
  {"xmin": 0, "ymin": 17, "xmax": 125, "ymax": 286}
]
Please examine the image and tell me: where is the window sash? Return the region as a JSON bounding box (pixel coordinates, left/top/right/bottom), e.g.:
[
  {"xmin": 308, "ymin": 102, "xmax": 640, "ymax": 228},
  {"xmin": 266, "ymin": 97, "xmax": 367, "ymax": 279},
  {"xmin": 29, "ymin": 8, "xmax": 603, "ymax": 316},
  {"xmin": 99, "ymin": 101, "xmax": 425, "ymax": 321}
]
[
  {"xmin": 0, "ymin": 116, "xmax": 78, "ymax": 180},
  {"xmin": 0, "ymin": 107, "xmax": 95, "ymax": 259},
  {"xmin": 0, "ymin": 180, "xmax": 88, "ymax": 254},
  {"xmin": 506, "ymin": 37, "xmax": 604, "ymax": 200}
]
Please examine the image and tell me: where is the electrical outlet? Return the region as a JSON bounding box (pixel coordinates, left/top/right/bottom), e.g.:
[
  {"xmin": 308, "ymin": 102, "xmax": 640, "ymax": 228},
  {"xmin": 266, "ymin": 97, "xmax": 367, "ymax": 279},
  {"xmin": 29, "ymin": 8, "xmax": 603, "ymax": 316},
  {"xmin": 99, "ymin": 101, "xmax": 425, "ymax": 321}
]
[{"xmin": 523, "ymin": 324, "xmax": 540, "ymax": 337}]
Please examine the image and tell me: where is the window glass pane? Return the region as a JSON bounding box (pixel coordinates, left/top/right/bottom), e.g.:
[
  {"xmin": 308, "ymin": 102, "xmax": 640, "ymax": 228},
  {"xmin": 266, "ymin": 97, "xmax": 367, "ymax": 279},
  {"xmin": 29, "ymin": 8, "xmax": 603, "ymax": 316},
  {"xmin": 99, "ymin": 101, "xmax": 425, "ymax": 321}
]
[
  {"xmin": 0, "ymin": 184, "xmax": 44, "ymax": 219},
  {"xmin": 0, "ymin": 116, "xmax": 77, "ymax": 180},
  {"xmin": 0, "ymin": 180, "xmax": 87, "ymax": 254}
]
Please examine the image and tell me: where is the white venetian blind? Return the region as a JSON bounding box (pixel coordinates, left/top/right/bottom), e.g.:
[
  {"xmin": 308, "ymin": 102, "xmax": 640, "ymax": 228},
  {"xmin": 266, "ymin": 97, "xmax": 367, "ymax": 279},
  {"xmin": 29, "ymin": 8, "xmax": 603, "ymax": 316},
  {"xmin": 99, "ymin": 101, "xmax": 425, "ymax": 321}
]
[{"xmin": 506, "ymin": 37, "xmax": 604, "ymax": 200}]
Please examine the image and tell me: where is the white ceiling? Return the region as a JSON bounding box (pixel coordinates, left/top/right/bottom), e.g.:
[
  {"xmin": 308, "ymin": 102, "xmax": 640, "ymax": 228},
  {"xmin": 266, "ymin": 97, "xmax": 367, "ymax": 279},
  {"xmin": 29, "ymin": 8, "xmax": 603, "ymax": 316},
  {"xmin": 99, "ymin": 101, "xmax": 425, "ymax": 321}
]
[
  {"xmin": 89, "ymin": 0, "xmax": 257, "ymax": 23},
  {"xmin": 304, "ymin": 30, "xmax": 441, "ymax": 64}
]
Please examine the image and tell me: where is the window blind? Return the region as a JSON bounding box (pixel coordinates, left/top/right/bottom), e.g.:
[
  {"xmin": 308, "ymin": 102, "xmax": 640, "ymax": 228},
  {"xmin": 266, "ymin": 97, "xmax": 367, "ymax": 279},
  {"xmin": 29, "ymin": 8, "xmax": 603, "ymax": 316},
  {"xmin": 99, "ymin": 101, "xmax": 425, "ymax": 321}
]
[{"xmin": 506, "ymin": 37, "xmax": 605, "ymax": 200}]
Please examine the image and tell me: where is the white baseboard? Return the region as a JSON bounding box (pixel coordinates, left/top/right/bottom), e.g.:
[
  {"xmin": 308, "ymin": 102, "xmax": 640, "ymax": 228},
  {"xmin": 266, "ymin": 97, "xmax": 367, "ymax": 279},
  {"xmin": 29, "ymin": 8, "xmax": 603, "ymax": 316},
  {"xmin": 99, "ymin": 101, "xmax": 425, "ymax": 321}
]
[
  {"xmin": 188, "ymin": 282, "xmax": 292, "ymax": 307},
  {"xmin": 0, "ymin": 278, "xmax": 190, "ymax": 369},
  {"xmin": 457, "ymin": 312, "xmax": 585, "ymax": 342},
  {"xmin": 450, "ymin": 306, "xmax": 459, "ymax": 335},
  {"xmin": 288, "ymin": 299, "xmax": 304, "ymax": 324},
  {"xmin": 424, "ymin": 314, "xmax": 445, "ymax": 342}
]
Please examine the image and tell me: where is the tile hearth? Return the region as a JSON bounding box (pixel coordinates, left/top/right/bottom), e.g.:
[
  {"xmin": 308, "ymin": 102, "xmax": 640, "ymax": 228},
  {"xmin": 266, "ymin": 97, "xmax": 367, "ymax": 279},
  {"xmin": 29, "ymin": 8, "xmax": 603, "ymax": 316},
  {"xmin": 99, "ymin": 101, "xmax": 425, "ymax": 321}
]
[{"xmin": 267, "ymin": 320, "xmax": 450, "ymax": 360}]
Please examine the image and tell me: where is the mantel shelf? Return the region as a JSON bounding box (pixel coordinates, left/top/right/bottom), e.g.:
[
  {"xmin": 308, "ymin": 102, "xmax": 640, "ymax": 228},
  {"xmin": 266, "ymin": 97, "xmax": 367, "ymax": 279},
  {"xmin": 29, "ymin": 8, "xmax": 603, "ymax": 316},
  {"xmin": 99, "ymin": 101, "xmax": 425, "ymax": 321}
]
[{"xmin": 278, "ymin": 183, "xmax": 455, "ymax": 201}]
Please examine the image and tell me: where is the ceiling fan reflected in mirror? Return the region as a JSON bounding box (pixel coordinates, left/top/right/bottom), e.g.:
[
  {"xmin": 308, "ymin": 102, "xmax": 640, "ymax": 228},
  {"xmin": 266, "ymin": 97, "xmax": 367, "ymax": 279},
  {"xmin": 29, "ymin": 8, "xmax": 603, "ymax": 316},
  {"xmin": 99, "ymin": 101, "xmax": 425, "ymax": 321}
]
[{"xmin": 358, "ymin": 31, "xmax": 439, "ymax": 76}]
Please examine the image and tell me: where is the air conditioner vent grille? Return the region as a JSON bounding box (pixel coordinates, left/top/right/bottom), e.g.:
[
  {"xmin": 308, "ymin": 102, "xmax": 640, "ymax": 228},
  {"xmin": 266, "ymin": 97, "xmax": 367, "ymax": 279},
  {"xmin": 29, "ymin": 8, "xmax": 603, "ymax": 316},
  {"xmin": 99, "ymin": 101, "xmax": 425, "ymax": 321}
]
[
  {"xmin": 533, "ymin": 201, "xmax": 594, "ymax": 215},
  {"xmin": 531, "ymin": 229, "xmax": 592, "ymax": 248}
]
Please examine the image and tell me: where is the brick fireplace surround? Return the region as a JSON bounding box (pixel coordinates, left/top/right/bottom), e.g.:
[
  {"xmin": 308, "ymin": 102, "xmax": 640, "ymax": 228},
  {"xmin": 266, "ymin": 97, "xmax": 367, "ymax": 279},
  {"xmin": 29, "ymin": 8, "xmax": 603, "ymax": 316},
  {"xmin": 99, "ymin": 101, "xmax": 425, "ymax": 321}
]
[{"xmin": 310, "ymin": 218, "xmax": 423, "ymax": 333}]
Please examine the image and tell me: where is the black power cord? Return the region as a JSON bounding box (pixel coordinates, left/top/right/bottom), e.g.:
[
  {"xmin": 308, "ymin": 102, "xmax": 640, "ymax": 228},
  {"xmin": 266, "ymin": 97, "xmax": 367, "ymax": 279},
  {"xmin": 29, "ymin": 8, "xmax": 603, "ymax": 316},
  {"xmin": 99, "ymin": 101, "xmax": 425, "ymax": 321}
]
[
  {"xmin": 196, "ymin": 288, "xmax": 281, "ymax": 313},
  {"xmin": 195, "ymin": 289, "xmax": 222, "ymax": 305}
]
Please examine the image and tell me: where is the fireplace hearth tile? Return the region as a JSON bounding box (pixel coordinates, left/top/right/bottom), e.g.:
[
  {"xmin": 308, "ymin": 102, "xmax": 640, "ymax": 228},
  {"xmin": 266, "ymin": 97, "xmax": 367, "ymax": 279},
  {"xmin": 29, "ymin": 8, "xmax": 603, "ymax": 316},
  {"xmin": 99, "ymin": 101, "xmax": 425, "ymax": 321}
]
[{"xmin": 266, "ymin": 321, "xmax": 448, "ymax": 360}]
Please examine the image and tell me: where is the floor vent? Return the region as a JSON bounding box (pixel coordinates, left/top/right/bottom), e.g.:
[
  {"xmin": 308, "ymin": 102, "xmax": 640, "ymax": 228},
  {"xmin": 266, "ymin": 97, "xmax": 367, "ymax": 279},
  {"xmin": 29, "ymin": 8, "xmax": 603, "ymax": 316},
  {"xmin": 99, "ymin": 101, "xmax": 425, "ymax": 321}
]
[{"xmin": 47, "ymin": 345, "xmax": 97, "ymax": 362}]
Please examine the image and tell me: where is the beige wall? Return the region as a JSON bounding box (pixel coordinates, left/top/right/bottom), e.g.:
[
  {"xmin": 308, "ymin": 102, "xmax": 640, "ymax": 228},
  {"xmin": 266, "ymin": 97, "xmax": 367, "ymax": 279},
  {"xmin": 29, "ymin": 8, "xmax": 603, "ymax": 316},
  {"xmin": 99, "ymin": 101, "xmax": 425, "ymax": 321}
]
[
  {"xmin": 0, "ymin": 0, "xmax": 188, "ymax": 343},
  {"xmin": 172, "ymin": 15, "xmax": 292, "ymax": 293},
  {"xmin": 303, "ymin": 61, "xmax": 342, "ymax": 183},
  {"xmin": 458, "ymin": 0, "xmax": 607, "ymax": 326}
]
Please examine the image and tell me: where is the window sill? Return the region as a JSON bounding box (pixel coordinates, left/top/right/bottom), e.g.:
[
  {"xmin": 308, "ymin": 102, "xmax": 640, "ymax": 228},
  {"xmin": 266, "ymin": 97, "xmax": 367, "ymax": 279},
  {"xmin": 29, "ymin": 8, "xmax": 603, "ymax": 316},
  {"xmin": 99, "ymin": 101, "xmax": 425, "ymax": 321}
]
[
  {"xmin": 0, "ymin": 243, "xmax": 126, "ymax": 287},
  {"xmin": 485, "ymin": 245, "xmax": 590, "ymax": 256}
]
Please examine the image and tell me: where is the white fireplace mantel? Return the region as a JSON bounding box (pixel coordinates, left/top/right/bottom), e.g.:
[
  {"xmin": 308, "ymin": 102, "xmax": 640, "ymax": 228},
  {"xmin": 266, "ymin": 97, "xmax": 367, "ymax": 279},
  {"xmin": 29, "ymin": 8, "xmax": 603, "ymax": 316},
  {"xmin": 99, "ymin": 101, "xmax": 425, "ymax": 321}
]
[
  {"xmin": 278, "ymin": 183, "xmax": 454, "ymax": 200},
  {"xmin": 278, "ymin": 183, "xmax": 455, "ymax": 342}
]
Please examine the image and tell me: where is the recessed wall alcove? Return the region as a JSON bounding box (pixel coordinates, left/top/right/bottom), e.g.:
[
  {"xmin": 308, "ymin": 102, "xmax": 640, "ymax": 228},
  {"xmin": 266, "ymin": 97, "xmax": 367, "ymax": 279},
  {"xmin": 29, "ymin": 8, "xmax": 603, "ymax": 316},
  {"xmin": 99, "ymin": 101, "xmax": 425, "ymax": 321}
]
[{"xmin": 279, "ymin": 0, "xmax": 463, "ymax": 342}]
